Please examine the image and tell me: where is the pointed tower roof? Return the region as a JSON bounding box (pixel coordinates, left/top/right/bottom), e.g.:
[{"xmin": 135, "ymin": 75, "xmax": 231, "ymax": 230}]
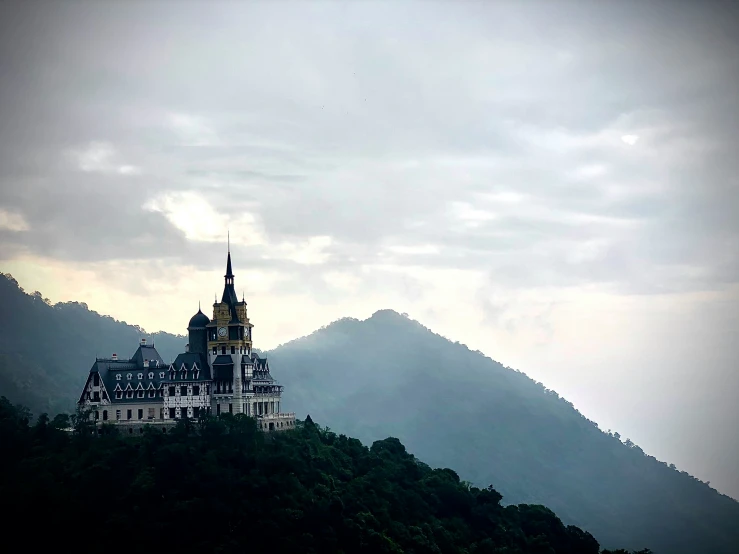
[{"xmin": 221, "ymin": 238, "xmax": 240, "ymax": 318}]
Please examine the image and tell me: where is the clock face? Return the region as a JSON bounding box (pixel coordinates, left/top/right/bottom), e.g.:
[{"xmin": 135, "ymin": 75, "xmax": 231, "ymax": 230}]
[{"xmin": 218, "ymin": 327, "xmax": 227, "ymax": 337}]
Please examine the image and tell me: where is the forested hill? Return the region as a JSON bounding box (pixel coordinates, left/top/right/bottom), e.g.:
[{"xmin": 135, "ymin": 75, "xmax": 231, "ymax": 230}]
[
  {"xmin": 268, "ymin": 310, "xmax": 739, "ymax": 554},
  {"xmin": 0, "ymin": 273, "xmax": 185, "ymax": 415},
  {"xmin": 0, "ymin": 398, "xmax": 649, "ymax": 554},
  {"xmin": 1, "ymin": 273, "xmax": 738, "ymax": 553}
]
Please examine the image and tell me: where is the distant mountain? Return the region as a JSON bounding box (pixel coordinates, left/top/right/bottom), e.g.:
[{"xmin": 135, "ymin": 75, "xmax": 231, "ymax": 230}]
[
  {"xmin": 268, "ymin": 310, "xmax": 739, "ymax": 554},
  {"xmin": 0, "ymin": 273, "xmax": 185, "ymax": 415},
  {"xmin": 0, "ymin": 273, "xmax": 737, "ymax": 553}
]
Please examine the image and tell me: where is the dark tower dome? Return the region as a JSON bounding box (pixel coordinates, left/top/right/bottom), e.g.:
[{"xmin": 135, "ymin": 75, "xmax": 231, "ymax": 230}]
[{"xmin": 188, "ymin": 308, "xmax": 210, "ymax": 329}]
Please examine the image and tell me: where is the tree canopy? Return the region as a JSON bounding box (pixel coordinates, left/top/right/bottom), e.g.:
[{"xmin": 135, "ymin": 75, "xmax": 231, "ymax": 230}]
[{"xmin": 0, "ymin": 397, "xmax": 648, "ymax": 554}]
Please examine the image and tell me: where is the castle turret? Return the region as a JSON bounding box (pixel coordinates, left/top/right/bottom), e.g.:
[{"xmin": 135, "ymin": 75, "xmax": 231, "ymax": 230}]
[{"xmin": 187, "ymin": 304, "xmax": 210, "ymax": 356}]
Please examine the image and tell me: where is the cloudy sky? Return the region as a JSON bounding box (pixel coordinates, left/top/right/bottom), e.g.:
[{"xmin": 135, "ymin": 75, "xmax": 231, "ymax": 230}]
[{"xmin": 1, "ymin": 1, "xmax": 738, "ymax": 497}]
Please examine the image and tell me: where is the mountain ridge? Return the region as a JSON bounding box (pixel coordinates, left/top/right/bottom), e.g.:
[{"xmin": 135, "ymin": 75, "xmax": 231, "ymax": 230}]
[{"xmin": 0, "ymin": 272, "xmax": 737, "ymax": 553}]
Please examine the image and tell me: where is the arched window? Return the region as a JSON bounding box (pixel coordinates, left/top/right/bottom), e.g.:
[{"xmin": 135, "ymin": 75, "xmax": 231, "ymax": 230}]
[
  {"xmin": 116, "ymin": 374, "xmax": 122, "ymax": 381},
  {"xmin": 148, "ymin": 372, "xmax": 154, "ymax": 379},
  {"xmin": 159, "ymin": 372, "xmax": 165, "ymax": 379},
  {"xmin": 137, "ymin": 373, "xmax": 143, "ymax": 380},
  {"xmin": 127, "ymin": 373, "xmax": 132, "ymax": 380}
]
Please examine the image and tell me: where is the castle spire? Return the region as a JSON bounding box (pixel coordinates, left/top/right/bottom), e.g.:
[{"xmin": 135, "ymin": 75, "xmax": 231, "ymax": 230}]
[{"xmin": 221, "ymin": 239, "xmax": 238, "ymax": 308}]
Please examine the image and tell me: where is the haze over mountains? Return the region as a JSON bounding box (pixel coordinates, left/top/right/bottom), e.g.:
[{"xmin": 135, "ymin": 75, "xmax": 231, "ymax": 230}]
[{"xmin": 1, "ymin": 272, "xmax": 738, "ymax": 554}]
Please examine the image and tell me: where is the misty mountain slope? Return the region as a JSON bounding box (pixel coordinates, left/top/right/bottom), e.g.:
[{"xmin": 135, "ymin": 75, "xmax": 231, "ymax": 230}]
[
  {"xmin": 0, "ymin": 273, "xmax": 185, "ymax": 415},
  {"xmin": 268, "ymin": 309, "xmax": 739, "ymax": 554},
  {"xmin": 1, "ymin": 276, "xmax": 737, "ymax": 553}
]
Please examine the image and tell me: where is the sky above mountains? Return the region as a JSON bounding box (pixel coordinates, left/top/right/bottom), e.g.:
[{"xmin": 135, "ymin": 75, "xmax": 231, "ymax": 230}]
[{"xmin": 0, "ymin": 1, "xmax": 737, "ymax": 499}]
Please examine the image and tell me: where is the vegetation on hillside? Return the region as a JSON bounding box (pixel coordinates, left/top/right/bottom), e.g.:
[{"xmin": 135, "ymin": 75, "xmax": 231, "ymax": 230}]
[
  {"xmin": 1, "ymin": 274, "xmax": 737, "ymax": 553},
  {"xmin": 269, "ymin": 310, "xmax": 739, "ymax": 554},
  {"xmin": 0, "ymin": 273, "xmax": 184, "ymax": 415},
  {"xmin": 0, "ymin": 396, "xmax": 649, "ymax": 554}
]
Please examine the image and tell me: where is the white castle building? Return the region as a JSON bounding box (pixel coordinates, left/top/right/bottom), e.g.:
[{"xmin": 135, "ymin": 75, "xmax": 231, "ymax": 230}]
[{"xmin": 78, "ymin": 250, "xmax": 295, "ymax": 433}]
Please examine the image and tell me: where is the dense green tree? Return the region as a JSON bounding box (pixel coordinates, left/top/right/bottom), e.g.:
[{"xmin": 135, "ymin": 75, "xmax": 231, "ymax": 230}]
[
  {"xmin": 1, "ymin": 276, "xmax": 738, "ymax": 553},
  {"xmin": 0, "ymin": 396, "xmax": 651, "ymax": 554}
]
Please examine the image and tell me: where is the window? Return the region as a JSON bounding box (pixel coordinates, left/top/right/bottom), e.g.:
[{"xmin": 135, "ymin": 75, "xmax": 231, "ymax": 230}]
[
  {"xmin": 180, "ymin": 386, "xmax": 188, "ymax": 397},
  {"xmin": 212, "ymin": 346, "xmax": 217, "ymax": 355},
  {"xmin": 116, "ymin": 374, "xmax": 121, "ymax": 381},
  {"xmin": 228, "ymin": 403, "xmax": 233, "ymax": 414},
  {"xmin": 138, "ymin": 409, "xmax": 143, "ymax": 420},
  {"xmin": 102, "ymin": 410, "xmax": 108, "ymax": 421},
  {"xmin": 193, "ymin": 385, "xmax": 200, "ymax": 396},
  {"xmin": 168, "ymin": 408, "xmax": 176, "ymax": 419},
  {"xmin": 115, "ymin": 410, "xmax": 121, "ymax": 420},
  {"xmin": 231, "ymin": 346, "xmax": 236, "ymax": 354},
  {"xmin": 94, "ymin": 410, "xmax": 99, "ymax": 420},
  {"xmin": 159, "ymin": 408, "xmax": 164, "ymax": 420},
  {"xmin": 93, "ymin": 391, "xmax": 100, "ymax": 402},
  {"xmin": 115, "ymin": 390, "xmax": 122, "ymax": 399},
  {"xmin": 168, "ymin": 386, "xmax": 176, "ymax": 396},
  {"xmin": 180, "ymin": 407, "xmax": 187, "ymax": 419},
  {"xmin": 159, "ymin": 372, "xmax": 165, "ymax": 379},
  {"xmin": 148, "ymin": 389, "xmax": 155, "ymax": 398},
  {"xmin": 137, "ymin": 389, "xmax": 144, "ymax": 398},
  {"xmin": 148, "ymin": 408, "xmax": 155, "ymax": 420},
  {"xmin": 137, "ymin": 373, "xmax": 143, "ymax": 380},
  {"xmin": 221, "ymin": 346, "xmax": 226, "ymax": 355},
  {"xmin": 93, "ymin": 373, "xmax": 100, "ymax": 386},
  {"xmin": 148, "ymin": 372, "xmax": 154, "ymax": 379},
  {"xmin": 181, "ymin": 371, "xmax": 187, "ymax": 380},
  {"xmin": 126, "ymin": 390, "xmax": 133, "ymax": 399},
  {"xmin": 206, "ymin": 385, "xmax": 210, "ymax": 395},
  {"xmin": 127, "ymin": 373, "xmax": 132, "ymax": 380},
  {"xmin": 193, "ymin": 407, "xmax": 200, "ymax": 419},
  {"xmin": 127, "ymin": 409, "xmax": 132, "ymax": 420},
  {"xmin": 216, "ymin": 403, "xmax": 220, "ymax": 415}
]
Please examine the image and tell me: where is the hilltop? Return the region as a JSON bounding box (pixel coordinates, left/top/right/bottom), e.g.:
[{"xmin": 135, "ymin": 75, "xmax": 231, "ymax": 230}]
[
  {"xmin": 0, "ymin": 274, "xmax": 737, "ymax": 553},
  {"xmin": 268, "ymin": 309, "xmax": 739, "ymax": 554},
  {"xmin": 1, "ymin": 397, "xmax": 649, "ymax": 554}
]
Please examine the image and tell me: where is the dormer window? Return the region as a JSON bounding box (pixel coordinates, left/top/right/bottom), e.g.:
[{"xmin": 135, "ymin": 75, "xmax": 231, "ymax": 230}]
[
  {"xmin": 116, "ymin": 374, "xmax": 122, "ymax": 381},
  {"xmin": 148, "ymin": 372, "xmax": 154, "ymax": 379},
  {"xmin": 127, "ymin": 373, "xmax": 132, "ymax": 380},
  {"xmin": 159, "ymin": 372, "xmax": 165, "ymax": 379},
  {"xmin": 137, "ymin": 373, "xmax": 143, "ymax": 380}
]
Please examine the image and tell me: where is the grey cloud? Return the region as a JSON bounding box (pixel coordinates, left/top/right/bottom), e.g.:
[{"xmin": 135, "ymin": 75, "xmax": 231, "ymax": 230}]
[{"xmin": 0, "ymin": 0, "xmax": 738, "ymax": 296}]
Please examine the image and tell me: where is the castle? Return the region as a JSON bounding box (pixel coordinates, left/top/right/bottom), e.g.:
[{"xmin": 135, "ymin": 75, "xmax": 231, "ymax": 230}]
[{"xmin": 77, "ymin": 249, "xmax": 295, "ymax": 432}]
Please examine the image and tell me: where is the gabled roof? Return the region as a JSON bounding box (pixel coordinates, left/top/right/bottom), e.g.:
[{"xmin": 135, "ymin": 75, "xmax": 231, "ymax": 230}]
[
  {"xmin": 169, "ymin": 352, "xmax": 211, "ymax": 381},
  {"xmin": 131, "ymin": 344, "xmax": 165, "ymax": 368},
  {"xmin": 80, "ymin": 346, "xmax": 170, "ymax": 405}
]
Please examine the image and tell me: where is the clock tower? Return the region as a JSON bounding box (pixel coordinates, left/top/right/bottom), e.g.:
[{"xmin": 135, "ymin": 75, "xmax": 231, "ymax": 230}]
[{"xmin": 206, "ymin": 248, "xmax": 254, "ymax": 415}]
